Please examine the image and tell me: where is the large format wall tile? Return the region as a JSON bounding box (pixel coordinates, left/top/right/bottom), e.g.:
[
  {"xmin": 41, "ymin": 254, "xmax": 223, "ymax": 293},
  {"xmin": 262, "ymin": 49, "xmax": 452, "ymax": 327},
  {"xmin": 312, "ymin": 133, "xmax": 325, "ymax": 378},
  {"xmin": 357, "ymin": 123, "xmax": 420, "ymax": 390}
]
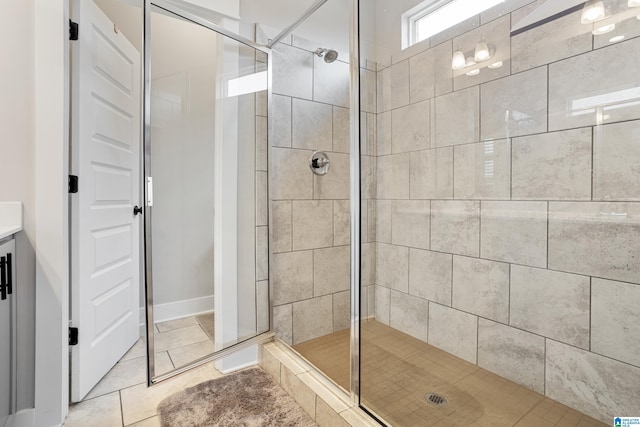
[
  {"xmin": 392, "ymin": 100, "xmax": 431, "ymax": 153},
  {"xmin": 274, "ymin": 304, "xmax": 293, "ymax": 345},
  {"xmin": 376, "ymin": 243, "xmax": 409, "ymax": 293},
  {"xmin": 478, "ymin": 319, "xmax": 545, "ymax": 394},
  {"xmin": 549, "ymin": 37, "xmax": 640, "ymax": 131},
  {"xmin": 409, "ymin": 249, "xmax": 452, "ymax": 306},
  {"xmin": 377, "ymin": 111, "xmax": 392, "ymax": 156},
  {"xmin": 376, "ymin": 153, "xmax": 410, "ymax": 199},
  {"xmin": 546, "ymin": 339, "xmax": 640, "ymax": 423},
  {"xmin": 512, "ymin": 128, "xmax": 592, "ymax": 200},
  {"xmin": 409, "ymin": 147, "xmax": 454, "ymax": 200},
  {"xmin": 333, "ymin": 291, "xmax": 351, "ymax": 332},
  {"xmin": 390, "ymin": 290, "xmax": 429, "ymax": 342},
  {"xmin": 272, "ymin": 94, "xmax": 292, "ymax": 147},
  {"xmin": 453, "ymin": 139, "xmax": 511, "ymax": 200},
  {"xmin": 428, "ymin": 303, "xmax": 478, "ymax": 364},
  {"xmin": 292, "ymin": 98, "xmax": 332, "ymax": 151},
  {"xmin": 592, "ymin": 278, "xmax": 640, "ymax": 368},
  {"xmin": 292, "ymin": 200, "xmax": 333, "ymax": 250},
  {"xmin": 292, "ymin": 295, "xmax": 333, "ymax": 344},
  {"xmin": 361, "ymin": 68, "xmax": 377, "ymax": 114},
  {"xmin": 375, "ymin": 285, "xmax": 390, "ymax": 325},
  {"xmin": 333, "ymin": 200, "xmax": 350, "ymax": 246},
  {"xmin": 377, "ymin": 60, "xmax": 410, "ymax": 112},
  {"xmin": 548, "ymin": 202, "xmax": 640, "ymax": 284},
  {"xmin": 511, "ymin": 10, "xmax": 591, "ymax": 73},
  {"xmin": 332, "ymin": 107, "xmax": 350, "ymax": 154},
  {"xmin": 273, "ymin": 43, "xmax": 313, "ymax": 99},
  {"xmin": 510, "ymin": 266, "xmax": 590, "ymax": 349},
  {"xmin": 314, "ymin": 246, "xmax": 350, "ymax": 297},
  {"xmin": 480, "ymin": 201, "xmax": 547, "ymax": 267},
  {"xmin": 481, "ymin": 66, "xmax": 547, "ymax": 140},
  {"xmin": 452, "ymin": 15, "xmax": 511, "ymax": 91},
  {"xmin": 272, "ymin": 201, "xmax": 292, "ymax": 253},
  {"xmin": 593, "ymin": 120, "xmax": 640, "ymax": 201},
  {"xmin": 271, "ymin": 148, "xmax": 313, "ymax": 200},
  {"xmin": 313, "ymin": 56, "xmax": 349, "ymax": 108},
  {"xmin": 452, "ymin": 256, "xmax": 509, "ymax": 324},
  {"xmin": 409, "ymin": 48, "xmax": 435, "ymax": 103},
  {"xmin": 314, "ymin": 152, "xmax": 350, "ymax": 199},
  {"xmin": 433, "ymin": 40, "xmax": 453, "ymax": 97},
  {"xmin": 434, "ymin": 86, "xmax": 480, "ymax": 147},
  {"xmin": 273, "ymin": 251, "xmax": 313, "ymax": 305},
  {"xmin": 431, "ymin": 200, "xmax": 480, "ymax": 257},
  {"xmin": 391, "ymin": 200, "xmax": 430, "ymax": 249},
  {"xmin": 373, "ymin": 199, "xmax": 392, "ymax": 244}
]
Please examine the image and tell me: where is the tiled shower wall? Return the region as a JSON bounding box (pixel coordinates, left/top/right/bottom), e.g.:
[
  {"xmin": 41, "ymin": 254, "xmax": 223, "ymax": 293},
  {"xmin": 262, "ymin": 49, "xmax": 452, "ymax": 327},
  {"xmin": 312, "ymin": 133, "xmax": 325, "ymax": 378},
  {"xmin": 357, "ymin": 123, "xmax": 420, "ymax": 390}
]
[
  {"xmin": 370, "ymin": 0, "xmax": 640, "ymax": 422},
  {"xmin": 266, "ymin": 31, "xmax": 359, "ymax": 346}
]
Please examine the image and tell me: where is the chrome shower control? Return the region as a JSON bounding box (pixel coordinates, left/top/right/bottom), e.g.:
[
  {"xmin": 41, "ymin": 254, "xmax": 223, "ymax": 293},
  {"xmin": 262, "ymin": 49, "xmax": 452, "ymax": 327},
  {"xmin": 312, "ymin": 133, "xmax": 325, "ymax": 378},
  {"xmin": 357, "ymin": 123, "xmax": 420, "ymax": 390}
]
[{"xmin": 309, "ymin": 151, "xmax": 330, "ymax": 176}]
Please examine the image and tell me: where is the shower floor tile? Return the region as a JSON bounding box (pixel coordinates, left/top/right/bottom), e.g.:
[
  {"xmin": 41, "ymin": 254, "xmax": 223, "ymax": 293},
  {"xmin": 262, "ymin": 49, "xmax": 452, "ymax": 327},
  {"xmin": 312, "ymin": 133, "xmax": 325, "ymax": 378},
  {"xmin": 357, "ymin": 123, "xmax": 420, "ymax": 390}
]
[{"xmin": 293, "ymin": 320, "xmax": 608, "ymax": 427}]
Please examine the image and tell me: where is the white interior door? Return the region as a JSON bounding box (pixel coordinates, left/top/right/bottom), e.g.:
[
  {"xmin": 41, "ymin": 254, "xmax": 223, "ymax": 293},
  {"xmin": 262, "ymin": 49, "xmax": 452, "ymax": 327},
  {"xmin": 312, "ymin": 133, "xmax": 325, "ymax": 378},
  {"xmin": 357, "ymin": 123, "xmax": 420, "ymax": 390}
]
[{"xmin": 70, "ymin": 0, "xmax": 141, "ymax": 402}]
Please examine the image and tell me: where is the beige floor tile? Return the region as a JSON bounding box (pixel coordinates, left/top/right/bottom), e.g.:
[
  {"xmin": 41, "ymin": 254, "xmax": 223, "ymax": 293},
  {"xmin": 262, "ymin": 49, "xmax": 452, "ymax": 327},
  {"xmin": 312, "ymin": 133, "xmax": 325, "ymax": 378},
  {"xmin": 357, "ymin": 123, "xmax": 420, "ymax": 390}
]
[
  {"xmin": 120, "ymin": 362, "xmax": 222, "ymax": 425},
  {"xmin": 155, "ymin": 316, "xmax": 198, "ymax": 332},
  {"xmin": 167, "ymin": 339, "xmax": 215, "ymax": 369},
  {"xmin": 64, "ymin": 392, "xmax": 122, "ymax": 427},
  {"xmin": 153, "ymin": 325, "xmax": 209, "ymax": 353},
  {"xmin": 86, "ymin": 356, "xmax": 147, "ymax": 399},
  {"xmin": 120, "ymin": 339, "xmax": 146, "ymax": 362},
  {"xmin": 126, "ymin": 415, "xmax": 161, "ymax": 427}
]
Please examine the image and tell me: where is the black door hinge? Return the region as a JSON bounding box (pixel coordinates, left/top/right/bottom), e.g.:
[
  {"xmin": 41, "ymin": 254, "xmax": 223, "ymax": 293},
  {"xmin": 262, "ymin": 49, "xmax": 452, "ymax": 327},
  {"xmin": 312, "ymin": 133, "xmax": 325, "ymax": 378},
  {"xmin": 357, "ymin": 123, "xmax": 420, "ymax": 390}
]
[
  {"xmin": 70, "ymin": 20, "xmax": 79, "ymax": 41},
  {"xmin": 69, "ymin": 175, "xmax": 78, "ymax": 193},
  {"xmin": 69, "ymin": 327, "xmax": 79, "ymax": 346}
]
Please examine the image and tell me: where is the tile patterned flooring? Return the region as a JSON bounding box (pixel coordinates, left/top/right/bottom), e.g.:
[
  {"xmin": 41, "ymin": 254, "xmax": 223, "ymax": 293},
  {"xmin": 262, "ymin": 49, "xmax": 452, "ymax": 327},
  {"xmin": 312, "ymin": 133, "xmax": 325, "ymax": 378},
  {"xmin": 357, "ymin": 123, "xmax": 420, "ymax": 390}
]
[
  {"xmin": 64, "ymin": 315, "xmax": 218, "ymax": 427},
  {"xmin": 294, "ymin": 320, "xmax": 609, "ymax": 427}
]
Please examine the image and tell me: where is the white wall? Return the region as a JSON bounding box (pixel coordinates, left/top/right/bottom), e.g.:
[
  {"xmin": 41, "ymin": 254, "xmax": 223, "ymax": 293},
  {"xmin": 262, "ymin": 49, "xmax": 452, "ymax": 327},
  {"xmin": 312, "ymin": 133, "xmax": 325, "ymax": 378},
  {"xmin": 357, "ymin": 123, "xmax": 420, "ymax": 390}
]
[
  {"xmin": 150, "ymin": 11, "xmax": 218, "ymax": 308},
  {"xmin": 0, "ymin": 0, "xmax": 37, "ymax": 412}
]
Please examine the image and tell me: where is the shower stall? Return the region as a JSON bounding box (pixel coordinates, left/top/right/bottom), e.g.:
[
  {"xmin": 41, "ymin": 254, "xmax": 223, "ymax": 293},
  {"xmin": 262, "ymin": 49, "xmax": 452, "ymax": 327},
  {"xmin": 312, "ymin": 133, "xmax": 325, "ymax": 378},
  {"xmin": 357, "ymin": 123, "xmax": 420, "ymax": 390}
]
[{"xmin": 266, "ymin": 0, "xmax": 640, "ymax": 425}]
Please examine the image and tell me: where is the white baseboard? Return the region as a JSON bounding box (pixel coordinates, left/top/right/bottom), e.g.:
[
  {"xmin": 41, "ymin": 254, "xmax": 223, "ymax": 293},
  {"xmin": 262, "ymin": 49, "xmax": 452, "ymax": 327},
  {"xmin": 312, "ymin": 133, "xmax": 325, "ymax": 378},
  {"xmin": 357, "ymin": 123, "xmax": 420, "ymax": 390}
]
[
  {"xmin": 137, "ymin": 295, "xmax": 215, "ymax": 326},
  {"xmin": 6, "ymin": 409, "xmax": 35, "ymax": 427}
]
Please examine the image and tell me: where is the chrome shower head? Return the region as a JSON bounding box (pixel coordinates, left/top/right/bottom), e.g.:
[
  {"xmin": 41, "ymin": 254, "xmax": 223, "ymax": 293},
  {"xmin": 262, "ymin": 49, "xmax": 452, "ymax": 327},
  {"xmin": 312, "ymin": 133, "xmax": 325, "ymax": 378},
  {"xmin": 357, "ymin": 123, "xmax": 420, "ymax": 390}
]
[{"xmin": 315, "ymin": 48, "xmax": 339, "ymax": 63}]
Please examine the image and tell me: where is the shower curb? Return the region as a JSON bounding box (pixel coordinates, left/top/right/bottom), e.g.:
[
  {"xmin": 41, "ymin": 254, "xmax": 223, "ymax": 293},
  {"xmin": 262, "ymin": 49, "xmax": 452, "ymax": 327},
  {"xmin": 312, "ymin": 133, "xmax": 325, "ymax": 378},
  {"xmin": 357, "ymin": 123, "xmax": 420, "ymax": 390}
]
[{"xmin": 258, "ymin": 339, "xmax": 380, "ymax": 427}]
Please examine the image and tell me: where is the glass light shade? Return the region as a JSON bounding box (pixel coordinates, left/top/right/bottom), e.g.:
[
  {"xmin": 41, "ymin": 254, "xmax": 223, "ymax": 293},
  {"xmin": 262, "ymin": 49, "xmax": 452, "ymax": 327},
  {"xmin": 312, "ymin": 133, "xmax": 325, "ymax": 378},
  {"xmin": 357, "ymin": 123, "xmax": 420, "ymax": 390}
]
[
  {"xmin": 609, "ymin": 35, "xmax": 625, "ymax": 42},
  {"xmin": 629, "ymin": 0, "xmax": 640, "ymax": 7},
  {"xmin": 451, "ymin": 50, "xmax": 466, "ymax": 70},
  {"xmin": 592, "ymin": 23, "xmax": 615, "ymax": 35},
  {"xmin": 581, "ymin": 0, "xmax": 605, "ymax": 24},
  {"xmin": 488, "ymin": 61, "xmax": 503, "ymax": 69},
  {"xmin": 466, "ymin": 68, "xmax": 480, "ymax": 76},
  {"xmin": 474, "ymin": 41, "xmax": 491, "ymax": 61}
]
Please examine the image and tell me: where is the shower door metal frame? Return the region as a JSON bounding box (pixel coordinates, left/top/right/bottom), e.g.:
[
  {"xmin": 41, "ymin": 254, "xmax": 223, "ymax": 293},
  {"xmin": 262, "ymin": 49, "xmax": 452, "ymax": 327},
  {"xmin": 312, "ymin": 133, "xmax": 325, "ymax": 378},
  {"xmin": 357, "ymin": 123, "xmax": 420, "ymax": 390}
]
[
  {"xmin": 143, "ymin": 0, "xmax": 274, "ymax": 385},
  {"xmin": 348, "ymin": 0, "xmax": 362, "ymax": 405}
]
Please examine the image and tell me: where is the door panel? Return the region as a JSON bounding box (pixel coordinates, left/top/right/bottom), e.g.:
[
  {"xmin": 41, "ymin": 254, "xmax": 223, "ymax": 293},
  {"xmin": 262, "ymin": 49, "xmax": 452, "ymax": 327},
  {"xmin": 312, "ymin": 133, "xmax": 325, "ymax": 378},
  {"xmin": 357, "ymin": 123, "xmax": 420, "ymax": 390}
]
[{"xmin": 71, "ymin": 0, "xmax": 141, "ymax": 402}]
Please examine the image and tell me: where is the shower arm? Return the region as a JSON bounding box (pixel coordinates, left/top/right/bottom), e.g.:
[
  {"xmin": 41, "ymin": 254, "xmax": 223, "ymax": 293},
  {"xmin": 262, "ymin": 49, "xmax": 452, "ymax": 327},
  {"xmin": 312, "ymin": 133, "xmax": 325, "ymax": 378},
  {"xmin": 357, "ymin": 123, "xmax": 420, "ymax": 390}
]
[{"xmin": 266, "ymin": 0, "xmax": 329, "ymax": 48}]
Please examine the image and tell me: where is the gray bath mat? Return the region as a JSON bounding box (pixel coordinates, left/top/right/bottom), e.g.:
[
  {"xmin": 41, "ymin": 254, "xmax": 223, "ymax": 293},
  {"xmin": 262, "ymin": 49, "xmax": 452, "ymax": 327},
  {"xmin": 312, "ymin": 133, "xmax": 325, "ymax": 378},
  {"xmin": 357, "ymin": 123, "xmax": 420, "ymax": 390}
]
[{"xmin": 157, "ymin": 367, "xmax": 316, "ymax": 427}]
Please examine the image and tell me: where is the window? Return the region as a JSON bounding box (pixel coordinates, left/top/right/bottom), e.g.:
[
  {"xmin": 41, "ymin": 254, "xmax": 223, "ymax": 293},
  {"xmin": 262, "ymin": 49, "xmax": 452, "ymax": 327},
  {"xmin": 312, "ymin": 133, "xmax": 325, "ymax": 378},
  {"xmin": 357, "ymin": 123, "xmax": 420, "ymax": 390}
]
[{"xmin": 402, "ymin": 0, "xmax": 505, "ymax": 49}]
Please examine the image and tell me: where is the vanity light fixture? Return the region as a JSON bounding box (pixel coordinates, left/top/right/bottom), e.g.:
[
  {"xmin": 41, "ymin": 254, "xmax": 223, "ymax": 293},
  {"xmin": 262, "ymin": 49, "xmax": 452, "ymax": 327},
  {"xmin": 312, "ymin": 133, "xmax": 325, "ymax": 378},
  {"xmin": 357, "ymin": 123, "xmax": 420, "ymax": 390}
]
[
  {"xmin": 465, "ymin": 57, "xmax": 480, "ymax": 75},
  {"xmin": 592, "ymin": 23, "xmax": 615, "ymax": 35},
  {"xmin": 488, "ymin": 61, "xmax": 503, "ymax": 69},
  {"xmin": 629, "ymin": 0, "xmax": 640, "ymax": 7},
  {"xmin": 451, "ymin": 50, "xmax": 466, "ymax": 69},
  {"xmin": 609, "ymin": 35, "xmax": 625, "ymax": 42},
  {"xmin": 474, "ymin": 41, "xmax": 492, "ymax": 61},
  {"xmin": 581, "ymin": 0, "xmax": 605, "ymax": 24}
]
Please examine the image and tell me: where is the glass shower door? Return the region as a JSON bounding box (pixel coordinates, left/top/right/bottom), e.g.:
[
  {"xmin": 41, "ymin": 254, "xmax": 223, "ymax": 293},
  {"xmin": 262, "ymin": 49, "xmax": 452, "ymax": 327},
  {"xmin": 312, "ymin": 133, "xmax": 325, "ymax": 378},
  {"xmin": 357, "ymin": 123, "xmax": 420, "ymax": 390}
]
[{"xmin": 144, "ymin": 1, "xmax": 270, "ymax": 382}]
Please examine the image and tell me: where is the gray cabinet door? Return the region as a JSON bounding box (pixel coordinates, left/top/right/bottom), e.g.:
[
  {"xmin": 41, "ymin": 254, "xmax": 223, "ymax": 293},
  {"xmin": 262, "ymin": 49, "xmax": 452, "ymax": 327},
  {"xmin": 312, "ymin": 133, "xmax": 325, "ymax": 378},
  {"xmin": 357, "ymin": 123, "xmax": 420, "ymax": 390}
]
[{"xmin": 0, "ymin": 238, "xmax": 15, "ymax": 427}]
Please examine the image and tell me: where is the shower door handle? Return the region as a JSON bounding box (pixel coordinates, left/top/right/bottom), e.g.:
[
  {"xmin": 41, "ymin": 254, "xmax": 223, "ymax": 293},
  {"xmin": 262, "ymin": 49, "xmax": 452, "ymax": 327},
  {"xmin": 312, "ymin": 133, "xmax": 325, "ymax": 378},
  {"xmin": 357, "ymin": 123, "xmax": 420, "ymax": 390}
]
[
  {"xmin": 133, "ymin": 206, "xmax": 143, "ymax": 216},
  {"xmin": 0, "ymin": 256, "xmax": 6, "ymax": 301}
]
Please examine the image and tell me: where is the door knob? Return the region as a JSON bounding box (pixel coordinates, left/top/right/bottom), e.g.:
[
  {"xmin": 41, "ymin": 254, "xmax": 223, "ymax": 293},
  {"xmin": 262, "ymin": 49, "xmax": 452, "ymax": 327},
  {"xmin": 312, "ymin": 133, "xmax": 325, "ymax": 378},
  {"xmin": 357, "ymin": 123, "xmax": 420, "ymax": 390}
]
[{"xmin": 133, "ymin": 206, "xmax": 143, "ymax": 216}]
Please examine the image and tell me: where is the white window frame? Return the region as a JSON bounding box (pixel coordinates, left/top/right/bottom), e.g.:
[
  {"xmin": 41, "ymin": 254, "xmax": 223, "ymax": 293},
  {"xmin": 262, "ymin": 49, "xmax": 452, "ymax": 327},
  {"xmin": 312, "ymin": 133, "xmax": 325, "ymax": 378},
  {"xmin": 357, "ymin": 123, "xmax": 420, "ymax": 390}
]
[{"xmin": 402, "ymin": 0, "xmax": 452, "ymax": 49}]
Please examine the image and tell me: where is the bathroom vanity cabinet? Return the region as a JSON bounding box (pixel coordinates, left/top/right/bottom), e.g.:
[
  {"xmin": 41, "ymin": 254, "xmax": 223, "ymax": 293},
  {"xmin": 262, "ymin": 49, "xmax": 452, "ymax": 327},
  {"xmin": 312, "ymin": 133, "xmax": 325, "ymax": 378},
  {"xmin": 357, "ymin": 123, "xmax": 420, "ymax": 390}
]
[{"xmin": 0, "ymin": 236, "xmax": 16, "ymax": 427}]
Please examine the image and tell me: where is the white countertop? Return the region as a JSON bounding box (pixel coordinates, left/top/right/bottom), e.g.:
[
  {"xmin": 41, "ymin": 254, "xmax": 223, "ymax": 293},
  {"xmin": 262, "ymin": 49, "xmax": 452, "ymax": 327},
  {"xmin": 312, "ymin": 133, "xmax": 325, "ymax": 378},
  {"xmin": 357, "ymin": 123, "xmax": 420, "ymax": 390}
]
[{"xmin": 0, "ymin": 202, "xmax": 23, "ymax": 240}]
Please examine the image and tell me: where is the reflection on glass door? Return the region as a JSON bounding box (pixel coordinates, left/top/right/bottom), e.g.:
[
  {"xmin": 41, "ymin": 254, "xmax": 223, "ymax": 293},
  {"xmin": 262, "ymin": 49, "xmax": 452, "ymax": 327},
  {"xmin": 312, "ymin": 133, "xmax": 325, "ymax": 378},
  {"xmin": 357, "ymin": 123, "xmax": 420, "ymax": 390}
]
[{"xmin": 145, "ymin": 1, "xmax": 270, "ymax": 382}]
